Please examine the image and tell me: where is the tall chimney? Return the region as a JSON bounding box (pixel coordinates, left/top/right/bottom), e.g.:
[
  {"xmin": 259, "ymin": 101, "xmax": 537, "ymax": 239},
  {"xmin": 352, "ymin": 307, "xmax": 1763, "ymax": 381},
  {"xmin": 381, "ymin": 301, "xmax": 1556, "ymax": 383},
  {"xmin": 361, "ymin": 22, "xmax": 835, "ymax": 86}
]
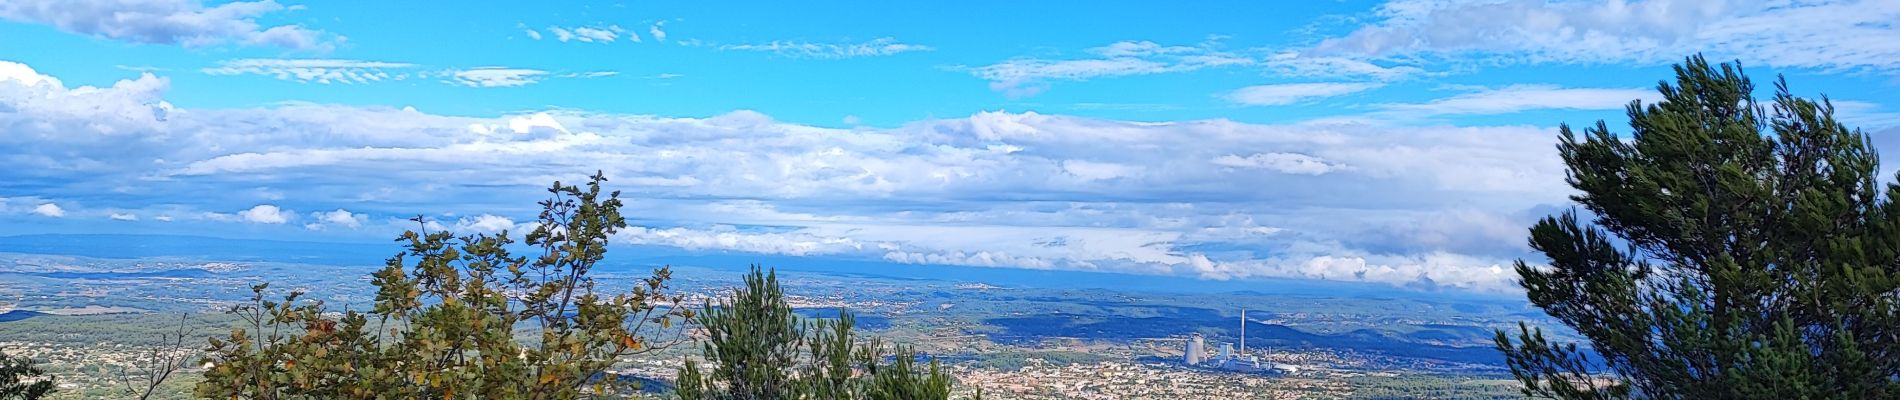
[{"xmin": 1239, "ymin": 308, "xmax": 1246, "ymax": 355}]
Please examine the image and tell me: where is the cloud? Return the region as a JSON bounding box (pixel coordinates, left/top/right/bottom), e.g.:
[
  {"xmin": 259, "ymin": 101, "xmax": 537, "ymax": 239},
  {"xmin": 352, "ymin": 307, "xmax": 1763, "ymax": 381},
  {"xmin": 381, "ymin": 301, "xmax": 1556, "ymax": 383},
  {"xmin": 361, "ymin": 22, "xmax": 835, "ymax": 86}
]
[
  {"xmin": 1211, "ymin": 153, "xmax": 1346, "ymax": 175},
  {"xmin": 0, "ymin": 0, "xmax": 337, "ymax": 50},
  {"xmin": 0, "ymin": 61, "xmax": 173, "ymax": 163},
  {"xmin": 203, "ymin": 59, "xmax": 606, "ymax": 88},
  {"xmin": 649, "ymin": 21, "xmax": 667, "ymax": 42},
  {"xmin": 968, "ymin": 40, "xmax": 1253, "ymax": 97},
  {"xmin": 1226, "ymin": 82, "xmax": 1384, "ymax": 106},
  {"xmin": 0, "ymin": 62, "xmax": 1595, "ymax": 292},
  {"xmin": 524, "ymin": 29, "xmax": 542, "ymax": 40},
  {"xmin": 966, "ymin": 39, "xmax": 1428, "ymax": 96},
  {"xmin": 203, "ymin": 59, "xmax": 416, "ymax": 84},
  {"xmin": 720, "ymin": 38, "xmax": 933, "ymax": 59},
  {"xmin": 540, "ymin": 25, "xmax": 633, "ymax": 44},
  {"xmin": 560, "ymin": 71, "xmax": 618, "ymax": 78},
  {"xmin": 1061, "ymin": 160, "xmax": 1139, "ymax": 181},
  {"xmin": 109, "ymin": 212, "xmax": 138, "ymax": 221},
  {"xmin": 32, "ymin": 203, "xmax": 63, "ymax": 217},
  {"xmin": 1377, "ymin": 85, "xmax": 1659, "ymax": 116},
  {"xmin": 456, "ymin": 214, "xmax": 516, "ymax": 234},
  {"xmin": 305, "ymin": 209, "xmax": 364, "ymax": 230},
  {"xmin": 1262, "ymin": 53, "xmax": 1425, "ymax": 80},
  {"xmin": 1832, "ymin": 100, "xmax": 1900, "ymax": 130},
  {"xmin": 238, "ymin": 205, "xmax": 289, "ymax": 224},
  {"xmin": 444, "ymin": 67, "xmax": 548, "ymax": 87},
  {"xmin": 1314, "ymin": 0, "xmax": 1900, "ymax": 73}
]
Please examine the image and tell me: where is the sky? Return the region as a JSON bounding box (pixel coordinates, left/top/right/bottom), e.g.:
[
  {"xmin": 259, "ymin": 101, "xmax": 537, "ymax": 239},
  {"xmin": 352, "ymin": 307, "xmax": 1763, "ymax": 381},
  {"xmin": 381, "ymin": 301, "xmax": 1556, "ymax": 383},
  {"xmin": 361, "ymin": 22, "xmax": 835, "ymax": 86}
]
[{"xmin": 2, "ymin": 0, "xmax": 1899, "ymax": 293}]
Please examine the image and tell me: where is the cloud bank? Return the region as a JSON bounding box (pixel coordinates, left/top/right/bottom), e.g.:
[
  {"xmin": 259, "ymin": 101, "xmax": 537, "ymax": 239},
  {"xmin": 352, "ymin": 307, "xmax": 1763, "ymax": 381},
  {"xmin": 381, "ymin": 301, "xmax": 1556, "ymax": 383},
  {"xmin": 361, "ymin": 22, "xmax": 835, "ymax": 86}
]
[{"xmin": 0, "ymin": 60, "xmax": 1593, "ymax": 292}]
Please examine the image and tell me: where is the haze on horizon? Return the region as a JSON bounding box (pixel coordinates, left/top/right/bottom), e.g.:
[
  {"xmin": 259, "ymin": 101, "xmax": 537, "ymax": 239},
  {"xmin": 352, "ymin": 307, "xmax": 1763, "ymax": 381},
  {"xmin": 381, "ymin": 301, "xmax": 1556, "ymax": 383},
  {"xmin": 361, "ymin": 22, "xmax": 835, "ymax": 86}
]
[{"xmin": 2, "ymin": 0, "xmax": 1899, "ymax": 294}]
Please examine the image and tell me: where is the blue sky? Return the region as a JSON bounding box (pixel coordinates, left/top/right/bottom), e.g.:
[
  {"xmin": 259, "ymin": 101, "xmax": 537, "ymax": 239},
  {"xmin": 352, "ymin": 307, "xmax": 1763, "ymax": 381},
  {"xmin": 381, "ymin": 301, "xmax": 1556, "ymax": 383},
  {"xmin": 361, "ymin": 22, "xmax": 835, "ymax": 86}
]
[{"xmin": 2, "ymin": 0, "xmax": 1898, "ymax": 292}]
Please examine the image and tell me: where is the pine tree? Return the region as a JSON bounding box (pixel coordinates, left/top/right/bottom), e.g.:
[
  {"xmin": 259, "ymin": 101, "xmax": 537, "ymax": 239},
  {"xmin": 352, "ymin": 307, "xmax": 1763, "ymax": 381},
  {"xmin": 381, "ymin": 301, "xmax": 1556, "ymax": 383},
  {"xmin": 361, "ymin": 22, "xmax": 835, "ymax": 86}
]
[
  {"xmin": 0, "ymin": 352, "xmax": 54, "ymax": 400},
  {"xmin": 1495, "ymin": 55, "xmax": 1900, "ymax": 398},
  {"xmin": 675, "ymin": 266, "xmax": 974, "ymax": 400}
]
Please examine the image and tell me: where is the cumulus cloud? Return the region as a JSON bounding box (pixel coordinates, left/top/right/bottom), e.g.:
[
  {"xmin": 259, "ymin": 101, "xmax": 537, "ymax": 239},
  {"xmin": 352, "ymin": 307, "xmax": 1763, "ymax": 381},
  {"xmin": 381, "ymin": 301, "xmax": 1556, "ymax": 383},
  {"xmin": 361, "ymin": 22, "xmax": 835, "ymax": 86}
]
[
  {"xmin": 109, "ymin": 212, "xmax": 138, "ymax": 221},
  {"xmin": 456, "ymin": 214, "xmax": 516, "ymax": 234},
  {"xmin": 0, "ymin": 0, "xmax": 337, "ymax": 50},
  {"xmin": 649, "ymin": 21, "xmax": 667, "ymax": 42},
  {"xmin": 1226, "ymin": 82, "xmax": 1383, "ymax": 106},
  {"xmin": 238, "ymin": 205, "xmax": 289, "ymax": 224},
  {"xmin": 720, "ymin": 38, "xmax": 932, "ymax": 59},
  {"xmin": 306, "ymin": 209, "xmax": 364, "ymax": 229},
  {"xmin": 31, "ymin": 203, "xmax": 63, "ymax": 217}
]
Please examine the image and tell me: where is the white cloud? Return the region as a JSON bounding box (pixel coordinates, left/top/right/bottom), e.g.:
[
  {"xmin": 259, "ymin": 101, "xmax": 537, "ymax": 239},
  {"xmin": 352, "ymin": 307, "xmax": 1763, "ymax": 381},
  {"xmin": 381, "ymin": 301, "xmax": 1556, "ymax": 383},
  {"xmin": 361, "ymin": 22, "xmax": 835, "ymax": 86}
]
[
  {"xmin": 308, "ymin": 209, "xmax": 364, "ymax": 229},
  {"xmin": 238, "ymin": 205, "xmax": 289, "ymax": 224},
  {"xmin": 203, "ymin": 59, "xmax": 415, "ymax": 84},
  {"xmin": 0, "ymin": 0, "xmax": 337, "ymax": 50},
  {"xmin": 548, "ymin": 27, "xmax": 574, "ymax": 42},
  {"xmin": 720, "ymin": 38, "xmax": 933, "ymax": 59},
  {"xmin": 560, "ymin": 71, "xmax": 618, "ymax": 79},
  {"xmin": 1315, "ymin": 0, "xmax": 1900, "ymax": 72},
  {"xmin": 1262, "ymin": 53, "xmax": 1426, "ymax": 80},
  {"xmin": 445, "ymin": 67, "xmax": 547, "ymax": 87},
  {"xmin": 524, "ymin": 29, "xmax": 541, "ymax": 40},
  {"xmin": 0, "ymin": 61, "xmax": 171, "ymax": 147},
  {"xmin": 1226, "ymin": 82, "xmax": 1383, "ymax": 106},
  {"xmin": 203, "ymin": 59, "xmax": 606, "ymax": 88},
  {"xmin": 1378, "ymin": 85, "xmax": 1659, "ymax": 116},
  {"xmin": 32, "ymin": 203, "xmax": 63, "ymax": 217},
  {"xmin": 1061, "ymin": 160, "xmax": 1139, "ymax": 181},
  {"xmin": 1212, "ymin": 153, "xmax": 1345, "ymax": 175},
  {"xmin": 451, "ymin": 214, "xmax": 516, "ymax": 234},
  {"xmin": 1832, "ymin": 100, "xmax": 1900, "ymax": 130},
  {"xmin": 968, "ymin": 40, "xmax": 1253, "ymax": 97},
  {"xmin": 649, "ymin": 21, "xmax": 667, "ymax": 42},
  {"xmin": 0, "ymin": 62, "xmax": 60, "ymax": 87},
  {"xmin": 542, "ymin": 25, "xmax": 632, "ymax": 43},
  {"xmin": 616, "ymin": 225, "xmax": 865, "ymax": 256},
  {"xmin": 505, "ymin": 112, "xmax": 568, "ymax": 134},
  {"xmin": 109, "ymin": 212, "xmax": 138, "ymax": 221}
]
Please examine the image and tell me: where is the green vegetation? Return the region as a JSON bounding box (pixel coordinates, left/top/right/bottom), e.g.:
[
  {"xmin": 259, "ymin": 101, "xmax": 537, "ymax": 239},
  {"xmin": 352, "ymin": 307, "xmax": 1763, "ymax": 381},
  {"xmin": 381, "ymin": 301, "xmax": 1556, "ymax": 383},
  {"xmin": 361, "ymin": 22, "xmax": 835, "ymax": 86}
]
[
  {"xmin": 181, "ymin": 173, "xmax": 980, "ymax": 399},
  {"xmin": 1496, "ymin": 55, "xmax": 1900, "ymax": 398},
  {"xmin": 196, "ymin": 173, "xmax": 689, "ymax": 399},
  {"xmin": 674, "ymin": 266, "xmax": 974, "ymax": 400},
  {"xmin": 1345, "ymin": 374, "xmax": 1519, "ymax": 400},
  {"xmin": 0, "ymin": 352, "xmax": 54, "ymax": 400}
]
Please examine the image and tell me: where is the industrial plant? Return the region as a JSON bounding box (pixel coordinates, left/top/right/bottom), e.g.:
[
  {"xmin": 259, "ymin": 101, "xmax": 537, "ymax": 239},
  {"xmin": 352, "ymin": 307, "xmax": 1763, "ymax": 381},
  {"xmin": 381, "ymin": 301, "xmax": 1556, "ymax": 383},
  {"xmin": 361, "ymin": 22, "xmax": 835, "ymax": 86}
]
[{"xmin": 1180, "ymin": 308, "xmax": 1293, "ymax": 374}]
